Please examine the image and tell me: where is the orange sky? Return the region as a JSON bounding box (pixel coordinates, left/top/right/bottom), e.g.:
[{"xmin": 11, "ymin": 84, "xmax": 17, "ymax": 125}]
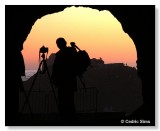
[{"xmin": 22, "ymin": 6, "xmax": 137, "ymax": 70}]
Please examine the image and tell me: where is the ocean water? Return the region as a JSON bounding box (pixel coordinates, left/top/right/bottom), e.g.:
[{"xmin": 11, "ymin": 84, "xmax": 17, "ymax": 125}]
[{"xmin": 21, "ymin": 70, "xmax": 37, "ymax": 81}]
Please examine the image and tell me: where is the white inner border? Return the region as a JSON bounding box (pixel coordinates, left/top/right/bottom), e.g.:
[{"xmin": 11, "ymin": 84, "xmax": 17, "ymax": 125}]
[{"xmin": 0, "ymin": 0, "xmax": 159, "ymax": 130}]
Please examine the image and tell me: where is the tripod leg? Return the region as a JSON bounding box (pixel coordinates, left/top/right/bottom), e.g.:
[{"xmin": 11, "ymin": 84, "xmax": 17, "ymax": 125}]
[
  {"xmin": 20, "ymin": 82, "xmax": 33, "ymax": 115},
  {"xmin": 21, "ymin": 61, "xmax": 42, "ymax": 113},
  {"xmin": 44, "ymin": 61, "xmax": 59, "ymax": 111},
  {"xmin": 79, "ymin": 76, "xmax": 86, "ymax": 89}
]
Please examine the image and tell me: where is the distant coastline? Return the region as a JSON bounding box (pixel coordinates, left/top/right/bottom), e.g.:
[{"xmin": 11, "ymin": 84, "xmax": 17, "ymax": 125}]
[{"xmin": 21, "ymin": 70, "xmax": 37, "ymax": 81}]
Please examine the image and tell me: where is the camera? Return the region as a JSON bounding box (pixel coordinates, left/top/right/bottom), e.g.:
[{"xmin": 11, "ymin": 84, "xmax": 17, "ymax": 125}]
[
  {"xmin": 39, "ymin": 45, "xmax": 49, "ymax": 62},
  {"xmin": 40, "ymin": 45, "xmax": 48, "ymax": 54}
]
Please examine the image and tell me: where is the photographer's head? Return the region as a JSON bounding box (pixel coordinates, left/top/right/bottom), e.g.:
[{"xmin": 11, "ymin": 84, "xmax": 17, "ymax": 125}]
[{"xmin": 56, "ymin": 37, "xmax": 67, "ymax": 49}]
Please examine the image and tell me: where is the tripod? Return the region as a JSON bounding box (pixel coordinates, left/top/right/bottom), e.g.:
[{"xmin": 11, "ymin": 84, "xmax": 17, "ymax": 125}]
[
  {"xmin": 21, "ymin": 53, "xmax": 59, "ymax": 113},
  {"xmin": 20, "ymin": 78, "xmax": 33, "ymax": 115}
]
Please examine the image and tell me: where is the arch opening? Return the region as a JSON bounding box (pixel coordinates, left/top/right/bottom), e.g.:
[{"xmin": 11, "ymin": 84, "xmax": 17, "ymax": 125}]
[{"xmin": 22, "ymin": 6, "xmax": 137, "ymax": 70}]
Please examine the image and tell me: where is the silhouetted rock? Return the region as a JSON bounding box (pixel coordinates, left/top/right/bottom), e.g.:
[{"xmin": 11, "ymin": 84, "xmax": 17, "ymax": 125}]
[
  {"xmin": 91, "ymin": 58, "xmax": 104, "ymax": 66},
  {"xmin": 82, "ymin": 64, "xmax": 142, "ymax": 114},
  {"xmin": 46, "ymin": 53, "xmax": 56, "ymax": 66}
]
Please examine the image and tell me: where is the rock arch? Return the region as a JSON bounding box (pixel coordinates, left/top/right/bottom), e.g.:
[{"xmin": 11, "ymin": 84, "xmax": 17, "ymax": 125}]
[{"xmin": 5, "ymin": 5, "xmax": 155, "ymax": 124}]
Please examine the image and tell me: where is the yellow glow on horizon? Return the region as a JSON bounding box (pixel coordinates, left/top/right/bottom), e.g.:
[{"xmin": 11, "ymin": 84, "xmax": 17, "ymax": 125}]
[{"xmin": 22, "ymin": 6, "xmax": 137, "ymax": 70}]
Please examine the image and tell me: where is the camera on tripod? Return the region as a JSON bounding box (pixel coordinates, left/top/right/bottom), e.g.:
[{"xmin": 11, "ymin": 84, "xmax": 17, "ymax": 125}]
[
  {"xmin": 39, "ymin": 45, "xmax": 48, "ymax": 60},
  {"xmin": 39, "ymin": 45, "xmax": 49, "ymax": 74},
  {"xmin": 21, "ymin": 45, "xmax": 59, "ymax": 113}
]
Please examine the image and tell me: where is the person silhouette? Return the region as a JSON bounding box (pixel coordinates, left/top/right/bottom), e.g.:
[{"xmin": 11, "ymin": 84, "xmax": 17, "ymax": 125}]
[{"xmin": 51, "ymin": 37, "xmax": 77, "ymax": 120}]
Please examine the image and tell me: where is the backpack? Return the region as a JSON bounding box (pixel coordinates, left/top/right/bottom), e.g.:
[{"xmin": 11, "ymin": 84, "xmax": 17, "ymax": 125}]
[
  {"xmin": 76, "ymin": 50, "xmax": 91, "ymax": 76},
  {"xmin": 70, "ymin": 42, "xmax": 91, "ymax": 76}
]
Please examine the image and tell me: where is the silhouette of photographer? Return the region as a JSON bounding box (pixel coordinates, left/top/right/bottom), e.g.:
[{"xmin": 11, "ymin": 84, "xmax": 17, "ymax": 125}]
[{"xmin": 51, "ymin": 37, "xmax": 77, "ymax": 119}]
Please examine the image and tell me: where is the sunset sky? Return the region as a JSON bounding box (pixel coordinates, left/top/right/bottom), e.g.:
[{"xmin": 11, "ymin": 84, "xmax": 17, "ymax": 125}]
[{"xmin": 22, "ymin": 6, "xmax": 137, "ymax": 70}]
